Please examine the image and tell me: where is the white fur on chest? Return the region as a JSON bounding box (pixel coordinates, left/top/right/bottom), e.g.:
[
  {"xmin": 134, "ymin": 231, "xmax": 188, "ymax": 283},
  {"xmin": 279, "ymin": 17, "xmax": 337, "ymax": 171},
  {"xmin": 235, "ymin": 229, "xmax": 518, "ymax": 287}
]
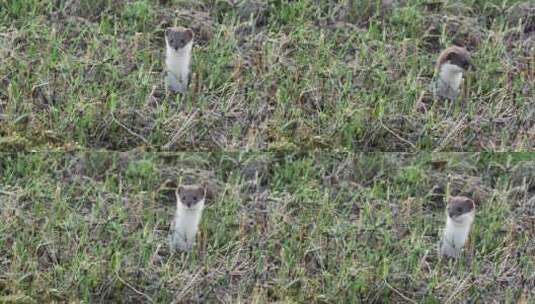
[
  {"xmin": 432, "ymin": 63, "xmax": 464, "ymax": 100},
  {"xmin": 165, "ymin": 40, "xmax": 192, "ymax": 93},
  {"xmin": 439, "ymin": 63, "xmax": 463, "ymax": 91},
  {"xmin": 440, "ymin": 211, "xmax": 474, "ymax": 257},
  {"xmin": 165, "ymin": 41, "xmax": 192, "ymax": 76},
  {"xmin": 444, "ymin": 216, "xmax": 472, "ymax": 247},
  {"xmin": 170, "ymin": 200, "xmax": 204, "ymax": 251}
]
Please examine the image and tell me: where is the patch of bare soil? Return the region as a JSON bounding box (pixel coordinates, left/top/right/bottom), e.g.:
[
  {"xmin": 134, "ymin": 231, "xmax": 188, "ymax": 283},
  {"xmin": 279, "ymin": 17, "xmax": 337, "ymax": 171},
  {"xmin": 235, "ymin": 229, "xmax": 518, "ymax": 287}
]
[
  {"xmin": 341, "ymin": 0, "xmax": 408, "ymax": 28},
  {"xmin": 236, "ymin": 0, "xmax": 270, "ymax": 27},
  {"xmin": 364, "ymin": 114, "xmax": 426, "ymax": 151},
  {"xmin": 506, "ymin": 2, "xmax": 535, "ymax": 34},
  {"xmin": 422, "ymin": 14, "xmax": 487, "ymax": 52},
  {"xmin": 427, "ymin": 173, "xmax": 491, "ymax": 206},
  {"xmin": 55, "ymin": 0, "xmax": 125, "ymax": 22},
  {"xmin": 160, "ymin": 9, "xmax": 215, "ymax": 45},
  {"xmin": 419, "ymin": 156, "xmax": 491, "ymax": 209}
]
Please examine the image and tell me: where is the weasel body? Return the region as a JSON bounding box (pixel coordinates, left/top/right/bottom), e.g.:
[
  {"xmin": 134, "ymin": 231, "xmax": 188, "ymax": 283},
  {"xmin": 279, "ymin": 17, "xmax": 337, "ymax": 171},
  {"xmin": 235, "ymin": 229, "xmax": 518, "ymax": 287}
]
[
  {"xmin": 165, "ymin": 27, "xmax": 193, "ymax": 93},
  {"xmin": 440, "ymin": 196, "xmax": 475, "ymax": 258},
  {"xmin": 170, "ymin": 185, "xmax": 205, "ymax": 251},
  {"xmin": 432, "ymin": 46, "xmax": 473, "ymax": 101}
]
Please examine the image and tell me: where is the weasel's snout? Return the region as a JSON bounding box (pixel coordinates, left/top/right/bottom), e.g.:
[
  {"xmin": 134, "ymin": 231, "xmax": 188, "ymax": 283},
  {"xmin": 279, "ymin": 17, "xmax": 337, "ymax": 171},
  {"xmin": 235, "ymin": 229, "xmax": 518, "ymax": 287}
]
[{"xmin": 448, "ymin": 208, "xmax": 463, "ymax": 219}]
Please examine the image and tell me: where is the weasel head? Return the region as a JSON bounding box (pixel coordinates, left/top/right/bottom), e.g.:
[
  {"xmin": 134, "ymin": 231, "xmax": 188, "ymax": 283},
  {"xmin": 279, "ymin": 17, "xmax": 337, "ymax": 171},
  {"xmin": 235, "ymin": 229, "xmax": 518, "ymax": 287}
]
[
  {"xmin": 165, "ymin": 27, "xmax": 193, "ymax": 52},
  {"xmin": 176, "ymin": 184, "xmax": 205, "ymax": 211},
  {"xmin": 447, "ymin": 196, "xmax": 475, "ymax": 225},
  {"xmin": 436, "ymin": 46, "xmax": 473, "ymax": 75}
]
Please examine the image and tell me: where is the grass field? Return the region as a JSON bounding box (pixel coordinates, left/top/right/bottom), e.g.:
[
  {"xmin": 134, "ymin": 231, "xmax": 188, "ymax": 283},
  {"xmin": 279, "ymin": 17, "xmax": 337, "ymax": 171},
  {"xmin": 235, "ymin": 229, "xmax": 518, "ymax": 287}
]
[
  {"xmin": 1, "ymin": 152, "xmax": 534, "ymax": 302},
  {"xmin": 1, "ymin": 0, "xmax": 534, "ymax": 151},
  {"xmin": 1, "ymin": 0, "xmax": 534, "ymax": 303}
]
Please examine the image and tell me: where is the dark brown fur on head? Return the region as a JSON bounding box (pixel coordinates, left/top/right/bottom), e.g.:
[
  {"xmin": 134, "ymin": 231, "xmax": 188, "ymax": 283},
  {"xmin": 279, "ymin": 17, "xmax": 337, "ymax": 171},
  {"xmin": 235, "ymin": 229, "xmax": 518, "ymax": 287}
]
[
  {"xmin": 165, "ymin": 27, "xmax": 193, "ymax": 51},
  {"xmin": 447, "ymin": 196, "xmax": 475, "ymax": 218},
  {"xmin": 436, "ymin": 46, "xmax": 473, "ymax": 72},
  {"xmin": 176, "ymin": 185, "xmax": 205, "ymax": 208}
]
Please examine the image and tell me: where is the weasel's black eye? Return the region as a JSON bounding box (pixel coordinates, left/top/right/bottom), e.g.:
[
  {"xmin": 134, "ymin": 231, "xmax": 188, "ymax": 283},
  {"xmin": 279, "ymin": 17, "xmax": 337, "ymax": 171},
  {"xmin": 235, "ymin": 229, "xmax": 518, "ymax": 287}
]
[
  {"xmin": 193, "ymin": 196, "xmax": 197, "ymax": 201},
  {"xmin": 181, "ymin": 196, "xmax": 186, "ymax": 201},
  {"xmin": 457, "ymin": 207, "xmax": 462, "ymax": 213}
]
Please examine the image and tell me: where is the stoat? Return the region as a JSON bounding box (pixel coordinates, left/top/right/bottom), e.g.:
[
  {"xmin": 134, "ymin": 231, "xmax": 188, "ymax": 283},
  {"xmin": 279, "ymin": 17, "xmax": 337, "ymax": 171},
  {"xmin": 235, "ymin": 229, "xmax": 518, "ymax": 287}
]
[
  {"xmin": 431, "ymin": 46, "xmax": 473, "ymax": 101},
  {"xmin": 165, "ymin": 27, "xmax": 193, "ymax": 93},
  {"xmin": 169, "ymin": 185, "xmax": 205, "ymax": 252},
  {"xmin": 440, "ymin": 196, "xmax": 476, "ymax": 258}
]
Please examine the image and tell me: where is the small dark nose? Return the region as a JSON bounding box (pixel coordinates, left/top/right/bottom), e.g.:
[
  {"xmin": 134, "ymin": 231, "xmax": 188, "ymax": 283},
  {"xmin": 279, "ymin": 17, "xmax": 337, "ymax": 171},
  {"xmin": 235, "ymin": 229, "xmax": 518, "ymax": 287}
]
[{"xmin": 187, "ymin": 203, "xmax": 192, "ymax": 208}]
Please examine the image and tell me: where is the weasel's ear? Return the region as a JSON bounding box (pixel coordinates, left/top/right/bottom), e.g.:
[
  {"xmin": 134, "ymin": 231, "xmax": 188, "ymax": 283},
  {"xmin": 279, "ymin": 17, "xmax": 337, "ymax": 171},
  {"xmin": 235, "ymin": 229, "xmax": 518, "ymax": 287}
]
[
  {"xmin": 176, "ymin": 186, "xmax": 184, "ymax": 198},
  {"xmin": 185, "ymin": 28, "xmax": 193, "ymax": 41}
]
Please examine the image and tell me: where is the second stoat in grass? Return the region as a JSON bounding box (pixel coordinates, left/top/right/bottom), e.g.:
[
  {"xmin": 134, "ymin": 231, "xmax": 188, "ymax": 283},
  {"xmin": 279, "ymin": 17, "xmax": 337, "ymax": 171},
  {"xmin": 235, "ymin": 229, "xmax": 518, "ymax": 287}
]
[
  {"xmin": 165, "ymin": 27, "xmax": 193, "ymax": 93},
  {"xmin": 431, "ymin": 46, "xmax": 473, "ymax": 101},
  {"xmin": 169, "ymin": 185, "xmax": 205, "ymax": 252},
  {"xmin": 440, "ymin": 196, "xmax": 476, "ymax": 258}
]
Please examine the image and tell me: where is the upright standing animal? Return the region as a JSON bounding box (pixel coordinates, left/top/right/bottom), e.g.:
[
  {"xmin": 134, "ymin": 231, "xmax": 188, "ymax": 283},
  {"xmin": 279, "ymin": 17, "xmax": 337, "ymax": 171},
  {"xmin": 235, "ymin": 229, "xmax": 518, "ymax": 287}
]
[
  {"xmin": 432, "ymin": 46, "xmax": 473, "ymax": 101},
  {"xmin": 440, "ymin": 196, "xmax": 476, "ymax": 258},
  {"xmin": 165, "ymin": 27, "xmax": 193, "ymax": 93},
  {"xmin": 169, "ymin": 185, "xmax": 206, "ymax": 252}
]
